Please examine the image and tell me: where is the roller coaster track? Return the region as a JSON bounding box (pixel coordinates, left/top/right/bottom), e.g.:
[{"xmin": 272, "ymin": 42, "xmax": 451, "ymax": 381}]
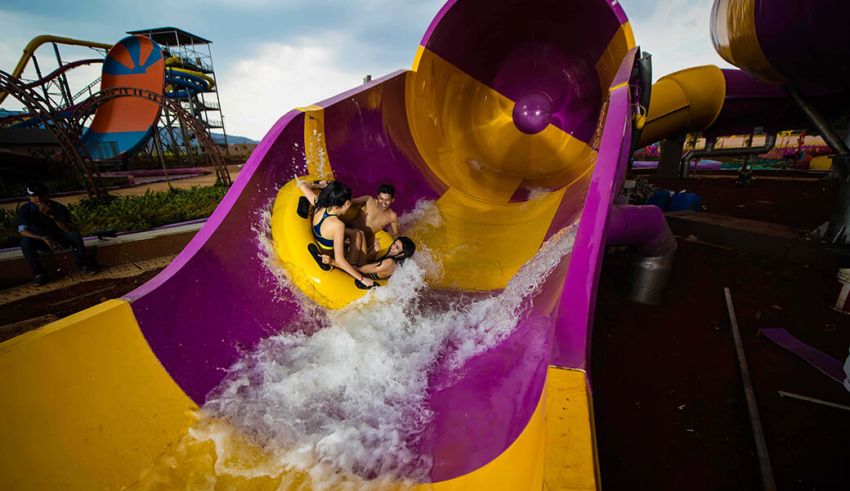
[
  {"xmin": 20, "ymin": 58, "xmax": 103, "ymax": 91},
  {"xmin": 1, "ymin": 74, "xmax": 231, "ymax": 194},
  {"xmin": 72, "ymin": 77, "xmax": 101, "ymax": 102},
  {"xmin": 0, "ymin": 35, "xmax": 111, "ymax": 106},
  {"xmin": 0, "ymin": 69, "xmax": 106, "ymax": 197},
  {"xmin": 73, "ymin": 87, "xmax": 232, "ymax": 186}
]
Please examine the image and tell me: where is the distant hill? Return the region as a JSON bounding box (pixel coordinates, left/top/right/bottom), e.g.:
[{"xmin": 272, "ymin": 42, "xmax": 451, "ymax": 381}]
[
  {"xmin": 0, "ymin": 110, "xmax": 258, "ymax": 146},
  {"xmin": 157, "ymin": 129, "xmax": 257, "ymax": 146},
  {"xmin": 211, "ymin": 133, "xmax": 258, "ymax": 145},
  {"xmin": 0, "ymin": 109, "xmax": 25, "ymax": 118}
]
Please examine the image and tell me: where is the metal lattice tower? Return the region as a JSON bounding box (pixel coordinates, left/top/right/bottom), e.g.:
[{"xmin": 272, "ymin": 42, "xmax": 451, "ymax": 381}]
[{"xmin": 126, "ymin": 27, "xmax": 229, "ymax": 163}]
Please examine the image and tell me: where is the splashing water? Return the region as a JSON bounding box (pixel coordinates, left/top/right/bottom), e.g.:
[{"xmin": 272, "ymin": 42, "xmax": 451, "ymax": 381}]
[
  {"xmin": 190, "ymin": 203, "xmax": 578, "ymax": 488},
  {"xmin": 305, "ymin": 129, "xmax": 329, "ymax": 179},
  {"xmin": 253, "ymin": 196, "xmax": 290, "ymax": 300}
]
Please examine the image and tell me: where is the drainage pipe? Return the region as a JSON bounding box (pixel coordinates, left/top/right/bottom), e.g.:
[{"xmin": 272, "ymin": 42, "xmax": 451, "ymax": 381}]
[{"xmin": 607, "ymin": 205, "xmax": 678, "ymax": 305}]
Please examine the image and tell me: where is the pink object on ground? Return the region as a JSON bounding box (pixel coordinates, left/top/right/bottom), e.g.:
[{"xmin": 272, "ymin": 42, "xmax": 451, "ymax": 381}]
[{"xmin": 761, "ymin": 328, "xmax": 846, "ymax": 385}]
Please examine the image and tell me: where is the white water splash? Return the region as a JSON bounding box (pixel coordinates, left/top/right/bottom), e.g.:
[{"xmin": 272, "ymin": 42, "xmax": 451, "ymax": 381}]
[
  {"xmin": 253, "ymin": 197, "xmax": 290, "ymax": 300},
  {"xmin": 305, "ymin": 129, "xmax": 330, "ymax": 179},
  {"xmin": 201, "ymin": 203, "xmax": 578, "ymax": 488}
]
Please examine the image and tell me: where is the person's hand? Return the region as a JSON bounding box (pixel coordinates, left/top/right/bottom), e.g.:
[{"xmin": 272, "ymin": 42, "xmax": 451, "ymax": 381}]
[
  {"xmin": 360, "ymin": 276, "xmax": 375, "ymax": 288},
  {"xmin": 35, "ymin": 202, "xmax": 58, "ymax": 220},
  {"xmin": 314, "ymin": 180, "xmax": 328, "ymax": 189},
  {"xmin": 43, "ymin": 237, "xmax": 62, "ymax": 252},
  {"xmin": 35, "ymin": 202, "xmax": 52, "ymax": 215}
]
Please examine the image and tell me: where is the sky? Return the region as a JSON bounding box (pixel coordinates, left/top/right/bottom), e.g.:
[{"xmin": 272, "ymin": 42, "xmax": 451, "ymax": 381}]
[{"xmin": 0, "ymin": 0, "xmax": 733, "ymax": 141}]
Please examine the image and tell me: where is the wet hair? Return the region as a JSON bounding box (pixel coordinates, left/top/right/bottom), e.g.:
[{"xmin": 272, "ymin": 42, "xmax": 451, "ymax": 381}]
[
  {"xmin": 314, "ymin": 181, "xmax": 352, "ymax": 210},
  {"xmin": 26, "ymin": 181, "xmax": 48, "ymax": 197},
  {"xmin": 386, "ymin": 236, "xmax": 416, "ymax": 264},
  {"xmin": 377, "ymin": 183, "xmax": 395, "ymax": 198}
]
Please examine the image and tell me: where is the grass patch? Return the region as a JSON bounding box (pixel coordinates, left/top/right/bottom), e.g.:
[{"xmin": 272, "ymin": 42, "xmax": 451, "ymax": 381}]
[{"xmin": 1, "ymin": 185, "xmax": 229, "ymax": 249}]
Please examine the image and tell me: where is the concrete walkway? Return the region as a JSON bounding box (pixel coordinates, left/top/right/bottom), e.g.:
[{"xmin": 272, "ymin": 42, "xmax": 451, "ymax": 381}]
[
  {"xmin": 0, "ymin": 255, "xmax": 175, "ymax": 306},
  {"xmin": 0, "ymin": 220, "xmax": 204, "ymax": 288},
  {"xmin": 1, "ymin": 164, "xmax": 243, "ymax": 210}
]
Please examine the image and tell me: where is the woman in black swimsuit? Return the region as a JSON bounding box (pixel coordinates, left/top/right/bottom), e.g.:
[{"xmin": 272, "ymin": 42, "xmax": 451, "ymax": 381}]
[
  {"xmin": 324, "ymin": 236, "xmax": 416, "ymax": 282},
  {"xmin": 297, "ymin": 179, "xmax": 375, "ymax": 288}
]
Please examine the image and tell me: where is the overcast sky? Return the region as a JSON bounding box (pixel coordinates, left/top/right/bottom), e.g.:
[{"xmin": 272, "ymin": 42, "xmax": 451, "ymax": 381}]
[{"xmin": 0, "ymin": 0, "xmax": 733, "ymax": 140}]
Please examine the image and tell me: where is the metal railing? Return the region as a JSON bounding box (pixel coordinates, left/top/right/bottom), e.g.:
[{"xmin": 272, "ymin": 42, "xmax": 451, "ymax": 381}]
[{"xmin": 72, "ymin": 77, "xmax": 101, "ymax": 102}]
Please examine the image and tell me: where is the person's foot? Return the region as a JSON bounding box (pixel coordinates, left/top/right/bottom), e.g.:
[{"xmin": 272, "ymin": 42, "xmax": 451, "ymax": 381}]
[
  {"xmin": 81, "ymin": 265, "xmax": 98, "ymax": 275},
  {"xmin": 32, "ymin": 274, "xmax": 48, "ymax": 286}
]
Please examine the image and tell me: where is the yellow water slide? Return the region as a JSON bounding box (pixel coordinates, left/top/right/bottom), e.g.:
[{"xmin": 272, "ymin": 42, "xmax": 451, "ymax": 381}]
[
  {"xmin": 0, "ymin": 1, "xmax": 643, "ymax": 489},
  {"xmin": 638, "ymin": 65, "xmax": 727, "ymax": 147}
]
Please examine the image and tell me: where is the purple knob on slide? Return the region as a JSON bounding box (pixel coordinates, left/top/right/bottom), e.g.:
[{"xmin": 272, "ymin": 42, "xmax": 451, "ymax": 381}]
[{"xmin": 512, "ymin": 91, "xmax": 553, "ymax": 134}]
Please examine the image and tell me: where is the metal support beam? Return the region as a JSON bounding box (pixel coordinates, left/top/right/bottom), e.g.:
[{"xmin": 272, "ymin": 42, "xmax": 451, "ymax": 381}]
[
  {"xmin": 657, "ymin": 136, "xmax": 685, "ymax": 179},
  {"xmin": 785, "ymin": 85, "xmax": 850, "ymax": 243},
  {"xmin": 785, "ymin": 85, "xmax": 850, "ymax": 157},
  {"xmin": 51, "ymin": 42, "xmax": 74, "ymax": 108}
]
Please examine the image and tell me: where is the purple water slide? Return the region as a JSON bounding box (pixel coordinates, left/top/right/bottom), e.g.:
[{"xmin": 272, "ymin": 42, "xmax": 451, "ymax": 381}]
[
  {"xmin": 751, "ymin": 0, "xmax": 850, "ymax": 93},
  {"xmin": 705, "ymin": 69, "xmax": 850, "ymax": 137},
  {"xmin": 124, "ymin": 0, "xmax": 638, "ymax": 481}
]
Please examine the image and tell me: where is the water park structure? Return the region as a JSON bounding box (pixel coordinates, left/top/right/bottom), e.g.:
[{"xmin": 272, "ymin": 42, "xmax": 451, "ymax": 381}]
[
  {"xmin": 0, "ymin": 28, "xmax": 232, "ymax": 198},
  {"xmin": 1, "ymin": 0, "xmax": 849, "ymax": 489}
]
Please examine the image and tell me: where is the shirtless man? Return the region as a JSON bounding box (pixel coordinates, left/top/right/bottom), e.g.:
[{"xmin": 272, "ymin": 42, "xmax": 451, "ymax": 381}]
[{"xmin": 345, "ymin": 183, "xmax": 400, "ymax": 260}]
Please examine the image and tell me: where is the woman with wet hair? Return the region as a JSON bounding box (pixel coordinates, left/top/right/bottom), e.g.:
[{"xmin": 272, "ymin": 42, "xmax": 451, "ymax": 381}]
[
  {"xmin": 297, "ymin": 179, "xmax": 375, "ymax": 288},
  {"xmin": 322, "ymin": 236, "xmax": 416, "ymax": 282}
]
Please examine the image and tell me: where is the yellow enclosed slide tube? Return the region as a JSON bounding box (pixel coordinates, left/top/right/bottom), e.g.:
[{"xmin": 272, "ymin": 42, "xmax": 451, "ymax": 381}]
[{"xmin": 638, "ymin": 65, "xmax": 727, "ymax": 147}]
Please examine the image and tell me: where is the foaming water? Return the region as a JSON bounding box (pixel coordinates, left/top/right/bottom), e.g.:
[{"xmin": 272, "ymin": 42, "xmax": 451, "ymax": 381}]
[
  {"xmin": 253, "ymin": 196, "xmax": 290, "ymax": 300},
  {"xmin": 189, "ymin": 203, "xmax": 577, "ymax": 488}
]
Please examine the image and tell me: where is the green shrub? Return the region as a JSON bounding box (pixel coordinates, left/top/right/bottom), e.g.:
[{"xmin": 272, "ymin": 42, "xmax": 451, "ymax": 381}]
[
  {"xmin": 0, "ymin": 208, "xmax": 18, "ymax": 248},
  {"xmin": 1, "ymin": 185, "xmax": 229, "ymax": 248}
]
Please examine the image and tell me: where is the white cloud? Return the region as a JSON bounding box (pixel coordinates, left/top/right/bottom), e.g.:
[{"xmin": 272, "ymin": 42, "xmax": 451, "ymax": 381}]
[
  {"xmin": 216, "ymin": 34, "xmax": 376, "ymax": 140},
  {"xmin": 0, "ymin": 1, "xmax": 737, "ymax": 139},
  {"xmin": 622, "ymin": 0, "xmax": 735, "ymax": 80}
]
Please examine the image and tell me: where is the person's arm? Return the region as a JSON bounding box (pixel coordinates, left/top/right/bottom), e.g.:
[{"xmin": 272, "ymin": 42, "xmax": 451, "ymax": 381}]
[
  {"xmin": 296, "ymin": 179, "xmax": 320, "ymax": 204},
  {"xmin": 19, "ymin": 229, "xmax": 61, "ymax": 250},
  {"xmin": 17, "ymin": 207, "xmax": 62, "ymax": 250},
  {"xmin": 329, "ymin": 220, "xmax": 374, "ymax": 287},
  {"xmin": 356, "ymin": 259, "xmax": 395, "ymax": 279},
  {"xmin": 48, "ymin": 202, "xmax": 73, "ymax": 233},
  {"xmin": 351, "ymin": 195, "xmax": 370, "ymax": 206},
  {"xmin": 386, "ymin": 212, "xmax": 399, "ymax": 238}
]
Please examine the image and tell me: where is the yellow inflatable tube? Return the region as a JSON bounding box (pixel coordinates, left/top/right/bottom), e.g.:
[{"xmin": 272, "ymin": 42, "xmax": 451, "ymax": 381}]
[{"xmin": 271, "ymin": 178, "xmax": 392, "ymax": 309}]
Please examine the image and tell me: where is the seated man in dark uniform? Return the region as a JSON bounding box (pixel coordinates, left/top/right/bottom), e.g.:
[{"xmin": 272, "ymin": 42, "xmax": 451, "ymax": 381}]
[{"xmin": 17, "ymin": 182, "xmax": 96, "ymax": 285}]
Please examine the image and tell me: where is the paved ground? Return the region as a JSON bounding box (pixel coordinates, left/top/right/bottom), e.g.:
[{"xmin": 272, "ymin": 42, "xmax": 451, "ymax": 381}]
[
  {"xmin": 0, "ymin": 263, "xmax": 166, "ymax": 342},
  {"xmin": 0, "ymin": 164, "xmax": 243, "ymax": 210},
  {"xmin": 595, "ymin": 175, "xmax": 849, "ymax": 490},
  {"xmin": 646, "ymin": 173, "xmax": 837, "ymax": 230}
]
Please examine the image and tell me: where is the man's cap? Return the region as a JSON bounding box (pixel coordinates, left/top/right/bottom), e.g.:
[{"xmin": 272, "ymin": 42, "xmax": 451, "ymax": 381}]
[{"xmin": 26, "ymin": 182, "xmax": 48, "ymax": 196}]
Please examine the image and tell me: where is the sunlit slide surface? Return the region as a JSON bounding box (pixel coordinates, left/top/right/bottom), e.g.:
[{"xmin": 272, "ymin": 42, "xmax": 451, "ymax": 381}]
[{"xmin": 0, "ymin": 1, "xmax": 642, "ymax": 488}]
